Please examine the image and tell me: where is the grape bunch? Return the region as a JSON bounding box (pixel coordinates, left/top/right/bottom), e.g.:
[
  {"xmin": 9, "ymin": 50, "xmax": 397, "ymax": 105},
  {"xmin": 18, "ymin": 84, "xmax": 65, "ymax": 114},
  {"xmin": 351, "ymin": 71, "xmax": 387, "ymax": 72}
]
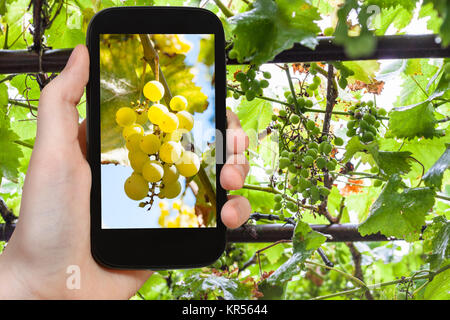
[
  {"xmin": 272, "ymin": 105, "xmax": 342, "ymax": 213},
  {"xmin": 346, "ymin": 100, "xmax": 386, "ymax": 143},
  {"xmin": 232, "ymin": 67, "xmax": 271, "ymax": 101},
  {"xmin": 115, "ymin": 79, "xmax": 201, "ymax": 205},
  {"xmin": 330, "ymin": 61, "xmax": 355, "ymax": 89},
  {"xmin": 158, "ymin": 200, "xmax": 199, "ymax": 228}
]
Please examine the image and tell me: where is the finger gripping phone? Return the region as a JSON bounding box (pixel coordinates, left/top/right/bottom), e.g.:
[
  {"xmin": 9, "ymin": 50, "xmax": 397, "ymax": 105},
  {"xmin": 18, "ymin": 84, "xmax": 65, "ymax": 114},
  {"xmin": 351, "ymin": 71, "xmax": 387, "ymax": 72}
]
[{"xmin": 86, "ymin": 7, "xmax": 226, "ymax": 269}]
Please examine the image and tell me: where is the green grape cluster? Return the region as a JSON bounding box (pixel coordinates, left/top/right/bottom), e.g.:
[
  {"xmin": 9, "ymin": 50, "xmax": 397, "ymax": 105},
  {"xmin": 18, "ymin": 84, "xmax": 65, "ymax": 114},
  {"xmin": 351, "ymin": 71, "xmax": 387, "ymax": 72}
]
[
  {"xmin": 115, "ymin": 80, "xmax": 200, "ymax": 205},
  {"xmin": 346, "ymin": 100, "xmax": 386, "ymax": 143},
  {"xmin": 232, "ymin": 67, "xmax": 271, "ymax": 101},
  {"xmin": 330, "ymin": 61, "xmax": 355, "ymax": 89},
  {"xmin": 211, "ymin": 244, "xmax": 246, "ymax": 270},
  {"xmin": 271, "ymin": 111, "xmax": 342, "ymax": 210}
]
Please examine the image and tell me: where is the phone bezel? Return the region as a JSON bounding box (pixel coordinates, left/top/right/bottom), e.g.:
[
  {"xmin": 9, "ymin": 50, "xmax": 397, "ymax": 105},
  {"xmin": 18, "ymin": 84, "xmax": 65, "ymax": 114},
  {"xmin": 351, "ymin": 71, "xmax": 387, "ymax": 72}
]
[{"xmin": 86, "ymin": 6, "xmax": 227, "ymax": 270}]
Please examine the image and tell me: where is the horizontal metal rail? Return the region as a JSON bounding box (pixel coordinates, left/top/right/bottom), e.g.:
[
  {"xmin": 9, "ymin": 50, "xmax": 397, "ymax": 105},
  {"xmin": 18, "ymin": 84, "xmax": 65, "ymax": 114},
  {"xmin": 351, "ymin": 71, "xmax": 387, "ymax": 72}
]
[{"xmin": 0, "ymin": 35, "xmax": 449, "ymax": 74}]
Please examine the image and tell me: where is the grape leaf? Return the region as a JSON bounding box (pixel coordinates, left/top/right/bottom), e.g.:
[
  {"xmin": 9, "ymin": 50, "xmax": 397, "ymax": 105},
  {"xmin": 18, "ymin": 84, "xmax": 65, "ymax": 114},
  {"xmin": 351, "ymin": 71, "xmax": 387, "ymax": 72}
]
[
  {"xmin": 365, "ymin": 0, "xmax": 418, "ymax": 11},
  {"xmin": 373, "ymin": 150, "xmax": 412, "ymax": 176},
  {"xmin": 423, "ymin": 0, "xmax": 450, "ymax": 47},
  {"xmin": 229, "ymin": 0, "xmax": 321, "ymax": 65},
  {"xmin": 0, "ymin": 112, "xmax": 24, "ymax": 183},
  {"xmin": 343, "ymin": 136, "xmax": 378, "ymax": 163},
  {"xmin": 423, "ymin": 216, "xmax": 450, "ymax": 270},
  {"xmin": 424, "ymin": 269, "xmax": 450, "ymax": 300},
  {"xmin": 173, "ymin": 273, "xmax": 253, "ymax": 300},
  {"xmin": 359, "ymin": 174, "xmax": 435, "ymax": 242},
  {"xmin": 372, "ymin": 5, "xmax": 414, "ymax": 35},
  {"xmin": 423, "ymin": 145, "xmax": 450, "ymax": 190},
  {"xmin": 388, "ymin": 100, "xmax": 440, "ymax": 140},
  {"xmin": 260, "ymin": 221, "xmax": 326, "ymax": 299},
  {"xmin": 334, "ymin": 0, "xmax": 377, "ymax": 58},
  {"xmin": 236, "ymin": 98, "xmax": 272, "ymax": 148},
  {"xmin": 343, "ymin": 60, "xmax": 380, "ymax": 84}
]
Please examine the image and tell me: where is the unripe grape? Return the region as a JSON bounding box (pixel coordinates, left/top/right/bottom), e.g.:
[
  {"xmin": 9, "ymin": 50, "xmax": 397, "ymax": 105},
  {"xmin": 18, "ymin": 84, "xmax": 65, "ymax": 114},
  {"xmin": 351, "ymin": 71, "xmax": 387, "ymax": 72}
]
[
  {"xmin": 159, "ymin": 180, "xmax": 182, "ymax": 199},
  {"xmin": 241, "ymin": 81, "xmax": 250, "ymax": 91},
  {"xmin": 288, "ymin": 164, "xmax": 297, "ymax": 173},
  {"xmin": 245, "ymin": 90, "xmax": 256, "ymax": 101},
  {"xmin": 124, "ymin": 173, "xmax": 149, "ymax": 201},
  {"xmin": 170, "ymin": 95, "xmax": 188, "ymax": 111},
  {"xmin": 303, "ymin": 155, "xmax": 314, "ymax": 167},
  {"xmin": 235, "ymin": 71, "xmax": 246, "ymax": 82},
  {"xmin": 247, "ymin": 69, "xmax": 256, "ymax": 79},
  {"xmin": 316, "ymin": 157, "xmax": 327, "ymax": 169},
  {"xmin": 233, "ymin": 92, "xmax": 240, "ymax": 99},
  {"xmin": 321, "ymin": 142, "xmax": 333, "ymax": 155},
  {"xmin": 334, "ymin": 137, "xmax": 344, "ymax": 146},
  {"xmin": 263, "ymin": 71, "xmax": 271, "ymax": 79},
  {"xmin": 140, "ymin": 134, "xmax": 161, "ymax": 155},
  {"xmin": 175, "ymin": 151, "xmax": 200, "ymax": 177},
  {"xmin": 359, "ymin": 119, "xmax": 370, "ymax": 131},
  {"xmin": 148, "ymin": 103, "xmax": 168, "ymax": 125},
  {"xmin": 274, "ymin": 202, "xmax": 282, "ymax": 210},
  {"xmin": 162, "ymin": 164, "xmax": 179, "ymax": 184},
  {"xmin": 326, "ymin": 160, "xmax": 337, "ymax": 171},
  {"xmin": 361, "ymin": 131, "xmax": 374, "ymax": 142},
  {"xmin": 312, "ymin": 127, "xmax": 321, "ymax": 135},
  {"xmin": 125, "ymin": 134, "xmax": 141, "ymax": 152},
  {"xmin": 299, "ymin": 177, "xmax": 311, "ymax": 190},
  {"xmin": 159, "ymin": 141, "xmax": 183, "ymax": 164},
  {"xmin": 306, "ymin": 149, "xmax": 318, "ymax": 158},
  {"xmin": 290, "ymin": 114, "xmax": 300, "ymax": 124},
  {"xmin": 290, "ymin": 176, "xmax": 299, "ymax": 186},
  {"xmin": 305, "ymin": 100, "xmax": 313, "ymax": 108},
  {"xmin": 122, "ymin": 124, "xmax": 144, "ymax": 139},
  {"xmin": 338, "ymin": 77, "xmax": 348, "ymax": 89},
  {"xmin": 274, "ymin": 194, "xmax": 282, "ymax": 203},
  {"xmin": 300, "ymin": 168, "xmax": 309, "ymax": 178},
  {"xmin": 176, "ymin": 111, "xmax": 194, "ymax": 131},
  {"xmin": 308, "ymin": 142, "xmax": 319, "ymax": 150},
  {"xmin": 306, "ymin": 120, "xmax": 316, "ymax": 131},
  {"xmin": 281, "ymin": 150, "xmax": 290, "ymax": 158},
  {"xmin": 143, "ymin": 80, "xmax": 165, "ymax": 102},
  {"xmin": 135, "ymin": 110, "xmax": 148, "ymax": 125},
  {"xmin": 260, "ymin": 79, "xmax": 269, "ymax": 88},
  {"xmin": 287, "ymin": 202, "xmax": 296, "ymax": 211},
  {"xmin": 279, "ymin": 109, "xmax": 287, "ymax": 117},
  {"xmin": 142, "ymin": 160, "xmax": 164, "ymax": 183},
  {"xmin": 378, "ymin": 108, "xmax": 387, "ymax": 116},
  {"xmin": 279, "ymin": 157, "xmax": 290, "ymax": 169},
  {"xmin": 128, "ymin": 150, "xmax": 148, "ymax": 173},
  {"xmin": 228, "ymin": 49, "xmax": 237, "ymax": 59},
  {"xmin": 347, "ymin": 128, "xmax": 356, "ymax": 137},
  {"xmin": 116, "ymin": 107, "xmax": 137, "ymax": 127},
  {"xmin": 159, "ymin": 112, "xmax": 179, "ymax": 133},
  {"xmin": 374, "ymin": 180, "xmax": 383, "ymax": 187}
]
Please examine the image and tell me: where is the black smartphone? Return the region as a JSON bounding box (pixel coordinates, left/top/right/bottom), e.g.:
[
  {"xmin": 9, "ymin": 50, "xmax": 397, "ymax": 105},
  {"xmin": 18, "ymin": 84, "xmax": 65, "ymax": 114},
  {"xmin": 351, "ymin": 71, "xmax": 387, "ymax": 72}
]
[{"xmin": 86, "ymin": 7, "xmax": 227, "ymax": 269}]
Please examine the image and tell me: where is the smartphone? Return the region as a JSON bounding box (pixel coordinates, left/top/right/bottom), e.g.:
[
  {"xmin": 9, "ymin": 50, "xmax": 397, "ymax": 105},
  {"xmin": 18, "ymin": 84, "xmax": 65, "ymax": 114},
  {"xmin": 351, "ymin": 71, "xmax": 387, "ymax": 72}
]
[{"xmin": 86, "ymin": 7, "xmax": 227, "ymax": 269}]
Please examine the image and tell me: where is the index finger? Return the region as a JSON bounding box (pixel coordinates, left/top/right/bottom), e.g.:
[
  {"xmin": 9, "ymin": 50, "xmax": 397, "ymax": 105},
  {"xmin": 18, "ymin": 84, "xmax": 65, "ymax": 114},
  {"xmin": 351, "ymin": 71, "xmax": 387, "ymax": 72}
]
[{"xmin": 226, "ymin": 109, "xmax": 249, "ymax": 154}]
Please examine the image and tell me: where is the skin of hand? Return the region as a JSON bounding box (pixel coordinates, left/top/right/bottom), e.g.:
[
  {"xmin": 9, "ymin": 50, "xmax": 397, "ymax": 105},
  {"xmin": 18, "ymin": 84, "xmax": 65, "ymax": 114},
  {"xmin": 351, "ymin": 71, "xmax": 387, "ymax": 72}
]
[{"xmin": 0, "ymin": 45, "xmax": 251, "ymax": 299}]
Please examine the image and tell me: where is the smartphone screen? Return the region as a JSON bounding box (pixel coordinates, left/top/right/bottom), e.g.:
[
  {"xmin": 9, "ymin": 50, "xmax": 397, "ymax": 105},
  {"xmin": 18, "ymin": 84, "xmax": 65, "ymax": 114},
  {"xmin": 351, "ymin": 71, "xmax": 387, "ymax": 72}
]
[{"xmin": 99, "ymin": 33, "xmax": 218, "ymax": 229}]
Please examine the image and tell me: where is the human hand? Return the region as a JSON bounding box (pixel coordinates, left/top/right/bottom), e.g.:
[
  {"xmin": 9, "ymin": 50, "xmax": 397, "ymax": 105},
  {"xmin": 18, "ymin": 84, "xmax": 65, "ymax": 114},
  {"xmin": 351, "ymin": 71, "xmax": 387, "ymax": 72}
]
[{"xmin": 0, "ymin": 45, "xmax": 251, "ymax": 299}]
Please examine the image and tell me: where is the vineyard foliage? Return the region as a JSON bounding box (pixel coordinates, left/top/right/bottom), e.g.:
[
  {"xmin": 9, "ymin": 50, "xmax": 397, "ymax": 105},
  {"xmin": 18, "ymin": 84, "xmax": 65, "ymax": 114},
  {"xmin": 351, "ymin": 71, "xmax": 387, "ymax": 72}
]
[{"xmin": 1, "ymin": 0, "xmax": 450, "ymax": 300}]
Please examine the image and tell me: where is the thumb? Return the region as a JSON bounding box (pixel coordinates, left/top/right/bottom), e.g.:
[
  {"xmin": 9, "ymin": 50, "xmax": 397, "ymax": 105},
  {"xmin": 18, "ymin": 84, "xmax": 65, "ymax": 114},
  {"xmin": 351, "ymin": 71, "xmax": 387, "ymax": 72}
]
[{"xmin": 35, "ymin": 44, "xmax": 89, "ymax": 150}]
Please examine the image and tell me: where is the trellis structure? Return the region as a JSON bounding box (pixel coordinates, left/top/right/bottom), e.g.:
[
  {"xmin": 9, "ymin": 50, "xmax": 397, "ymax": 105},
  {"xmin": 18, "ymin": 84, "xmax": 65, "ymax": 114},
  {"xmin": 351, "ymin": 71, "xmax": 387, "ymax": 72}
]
[{"xmin": 0, "ymin": 1, "xmax": 449, "ymax": 245}]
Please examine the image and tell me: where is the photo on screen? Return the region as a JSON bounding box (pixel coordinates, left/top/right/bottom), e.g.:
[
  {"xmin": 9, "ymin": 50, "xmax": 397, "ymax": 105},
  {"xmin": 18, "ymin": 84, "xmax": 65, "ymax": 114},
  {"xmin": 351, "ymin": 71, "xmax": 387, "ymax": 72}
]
[{"xmin": 99, "ymin": 34, "xmax": 217, "ymax": 229}]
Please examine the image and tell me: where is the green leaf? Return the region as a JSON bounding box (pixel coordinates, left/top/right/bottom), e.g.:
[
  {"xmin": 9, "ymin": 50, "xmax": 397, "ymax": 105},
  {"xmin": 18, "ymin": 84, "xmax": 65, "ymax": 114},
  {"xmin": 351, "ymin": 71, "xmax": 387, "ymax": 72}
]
[
  {"xmin": 423, "ymin": 0, "xmax": 450, "ymax": 47},
  {"xmin": 333, "ymin": 0, "xmax": 377, "ymax": 58},
  {"xmin": 388, "ymin": 100, "xmax": 440, "ymax": 139},
  {"xmin": 229, "ymin": 0, "xmax": 321, "ymax": 65},
  {"xmin": 359, "ymin": 175, "xmax": 435, "ymax": 241},
  {"xmin": 173, "ymin": 273, "xmax": 253, "ymax": 300},
  {"xmin": 374, "ymin": 151, "xmax": 412, "ymax": 176},
  {"xmin": 236, "ymin": 98, "xmax": 272, "ymax": 149},
  {"xmin": 0, "ymin": 112, "xmax": 24, "ymax": 183},
  {"xmin": 365, "ymin": 0, "xmax": 418, "ymax": 11},
  {"xmin": 260, "ymin": 221, "xmax": 326, "ymax": 299},
  {"xmin": 423, "ymin": 216, "xmax": 450, "ymax": 270},
  {"xmin": 423, "ymin": 145, "xmax": 450, "ymax": 190},
  {"xmin": 343, "ymin": 136, "xmax": 378, "ymax": 163},
  {"xmin": 343, "ymin": 60, "xmax": 380, "ymax": 84},
  {"xmin": 424, "ymin": 268, "xmax": 450, "ymax": 300}
]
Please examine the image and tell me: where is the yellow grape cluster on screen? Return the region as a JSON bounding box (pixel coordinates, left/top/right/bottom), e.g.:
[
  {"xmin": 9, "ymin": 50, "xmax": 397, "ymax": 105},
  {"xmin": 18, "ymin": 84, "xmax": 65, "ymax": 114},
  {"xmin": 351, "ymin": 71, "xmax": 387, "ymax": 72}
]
[
  {"xmin": 158, "ymin": 201, "xmax": 199, "ymax": 228},
  {"xmin": 115, "ymin": 80, "xmax": 201, "ymax": 203}
]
